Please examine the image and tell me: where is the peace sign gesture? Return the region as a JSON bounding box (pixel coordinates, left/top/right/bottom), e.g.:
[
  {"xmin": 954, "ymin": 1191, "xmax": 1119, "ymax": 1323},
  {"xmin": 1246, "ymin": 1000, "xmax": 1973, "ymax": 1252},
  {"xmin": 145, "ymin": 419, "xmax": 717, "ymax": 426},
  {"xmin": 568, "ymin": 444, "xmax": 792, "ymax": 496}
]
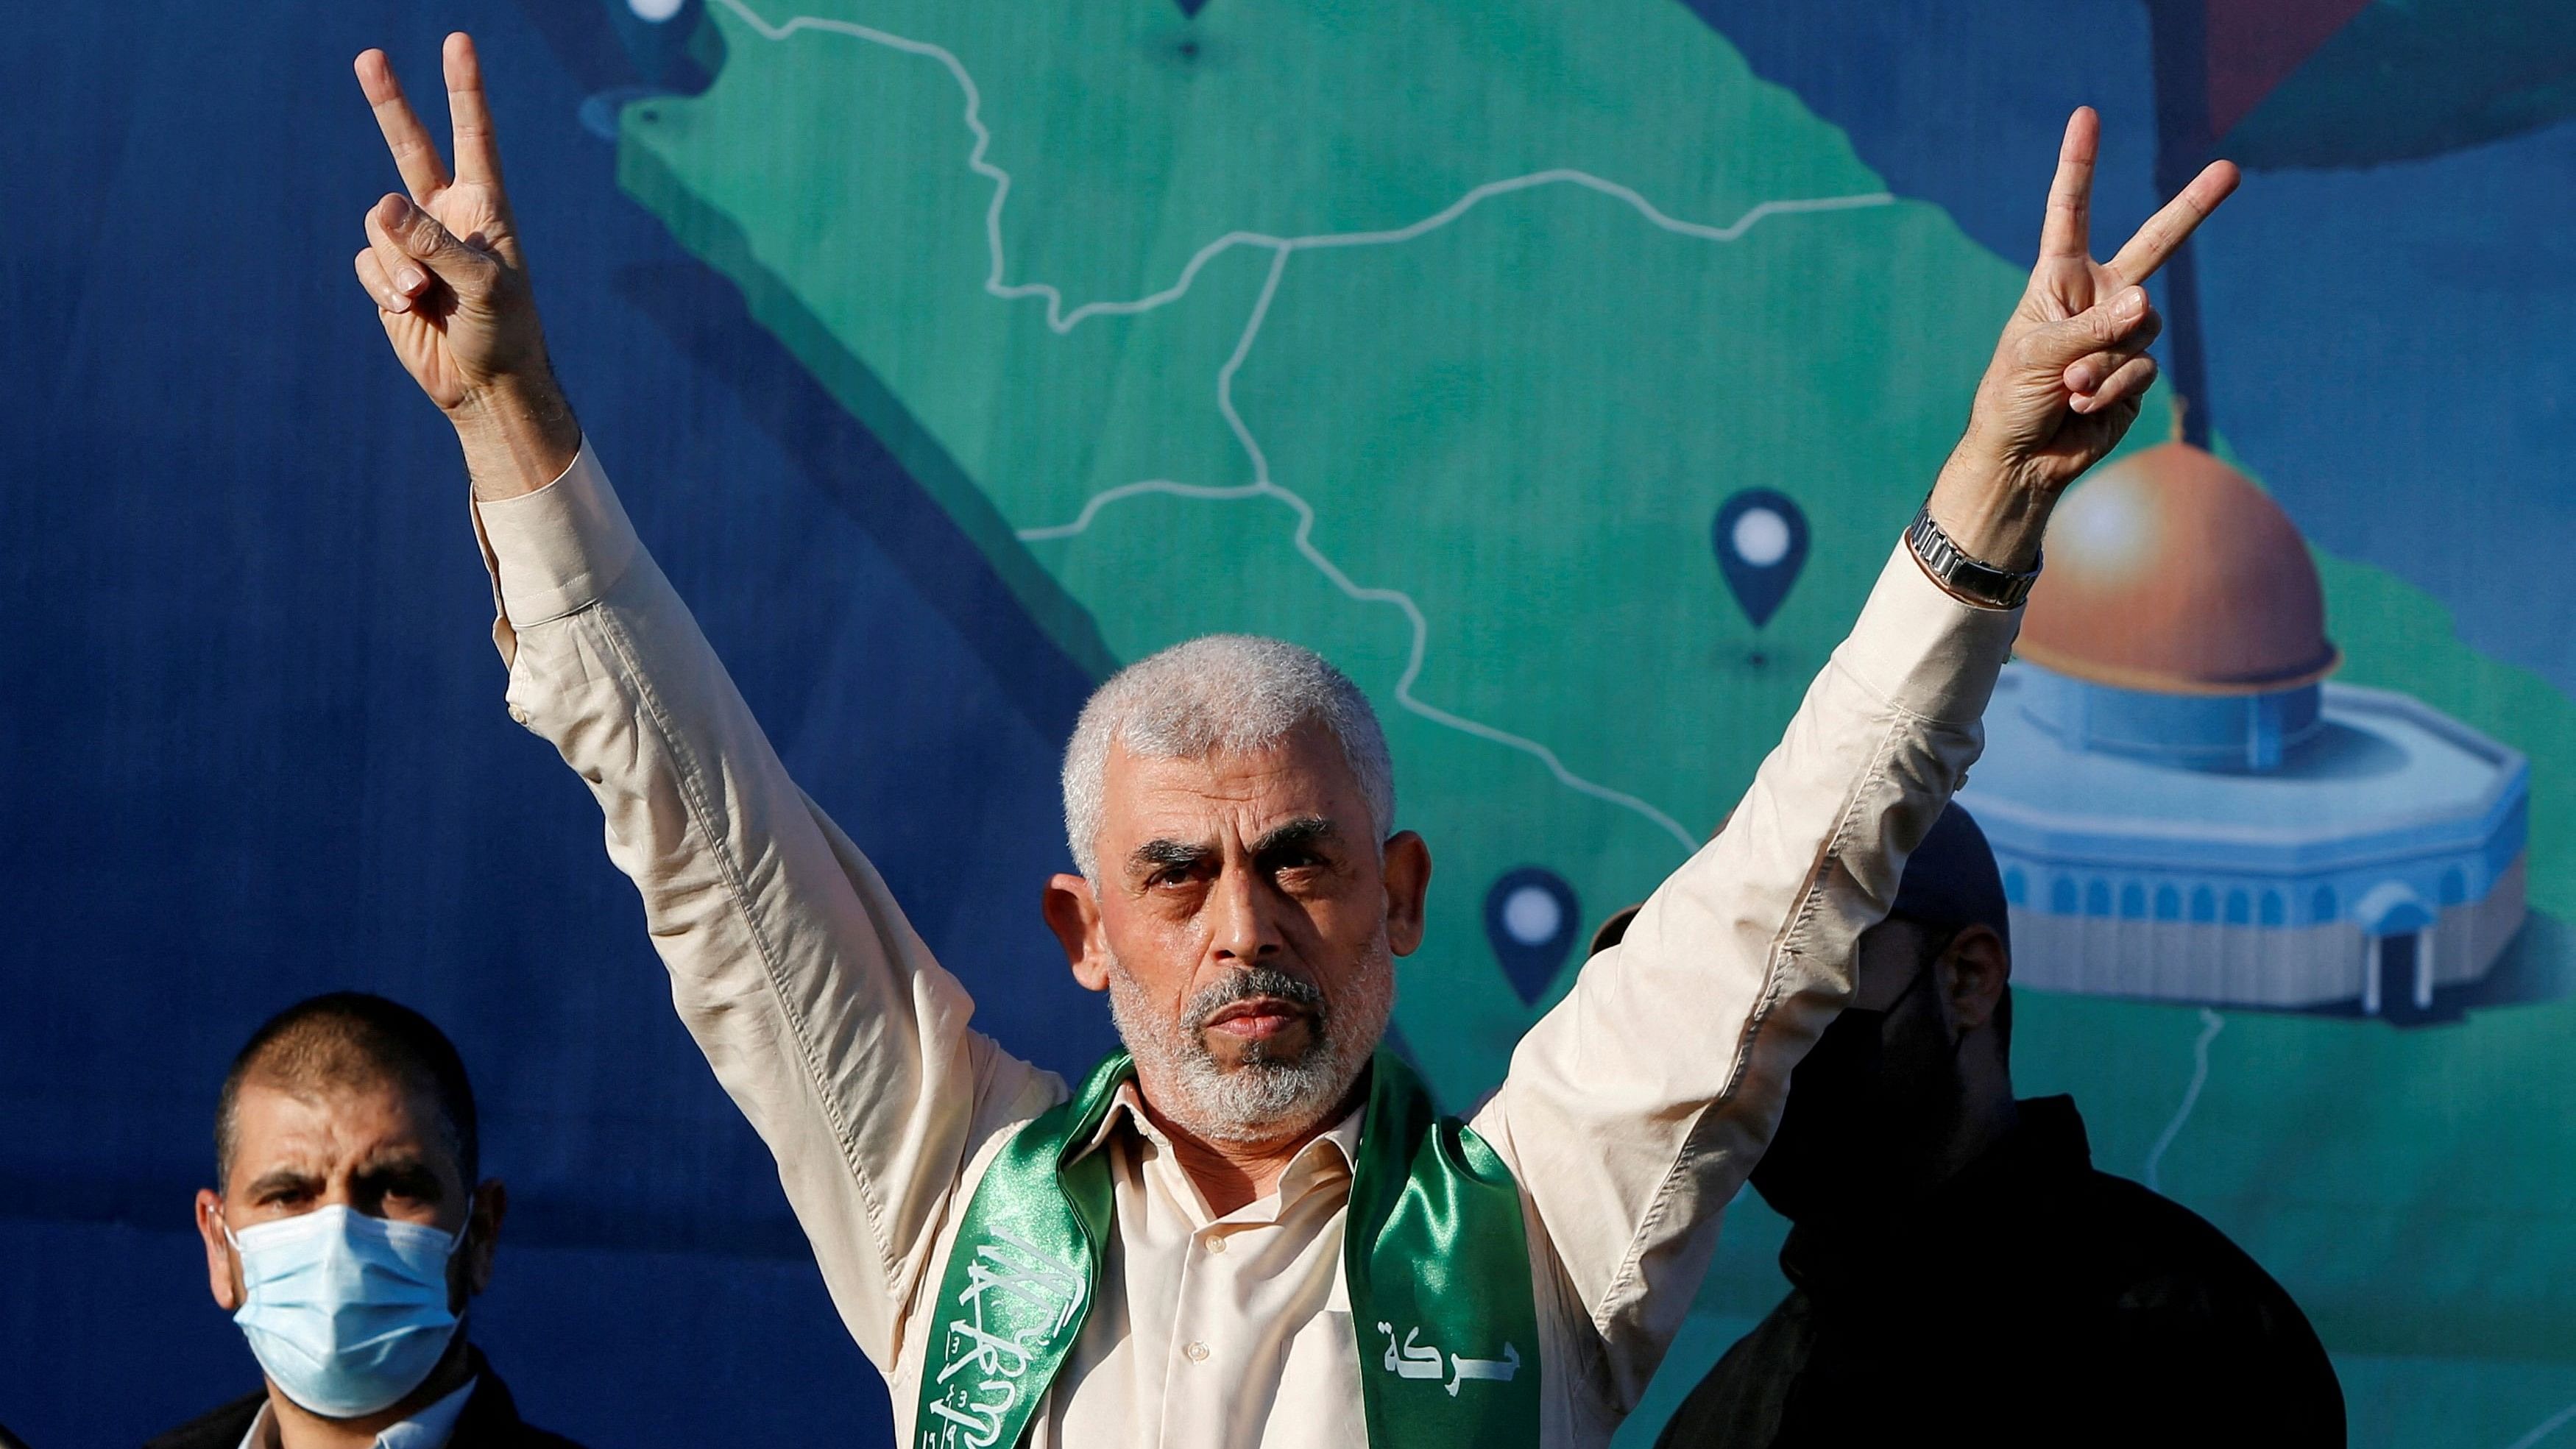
[
  {"xmin": 1928, "ymin": 108, "xmax": 2239, "ymax": 571},
  {"xmin": 353, "ymin": 34, "xmax": 577, "ymax": 493}
]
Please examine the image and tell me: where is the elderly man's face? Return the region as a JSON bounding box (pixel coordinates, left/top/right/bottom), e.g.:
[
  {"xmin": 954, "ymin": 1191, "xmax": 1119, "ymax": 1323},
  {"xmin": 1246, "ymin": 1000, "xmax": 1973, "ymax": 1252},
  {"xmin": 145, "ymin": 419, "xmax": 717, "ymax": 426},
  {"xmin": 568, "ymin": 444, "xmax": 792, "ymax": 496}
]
[{"xmin": 1044, "ymin": 721, "xmax": 1430, "ymax": 1147}]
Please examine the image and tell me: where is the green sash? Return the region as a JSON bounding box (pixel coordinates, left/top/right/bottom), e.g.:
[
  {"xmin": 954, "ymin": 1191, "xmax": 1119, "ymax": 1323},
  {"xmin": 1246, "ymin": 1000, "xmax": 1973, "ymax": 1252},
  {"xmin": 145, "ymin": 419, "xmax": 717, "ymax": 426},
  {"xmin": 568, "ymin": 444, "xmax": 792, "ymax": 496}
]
[{"xmin": 913, "ymin": 1050, "xmax": 1541, "ymax": 1448}]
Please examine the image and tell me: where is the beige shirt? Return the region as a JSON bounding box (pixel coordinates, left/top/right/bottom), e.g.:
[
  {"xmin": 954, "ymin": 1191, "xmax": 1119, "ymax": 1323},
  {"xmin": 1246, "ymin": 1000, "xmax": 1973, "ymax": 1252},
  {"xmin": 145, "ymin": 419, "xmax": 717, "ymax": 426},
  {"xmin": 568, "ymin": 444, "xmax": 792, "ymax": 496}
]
[{"xmin": 473, "ymin": 442, "xmax": 2018, "ymax": 1447}]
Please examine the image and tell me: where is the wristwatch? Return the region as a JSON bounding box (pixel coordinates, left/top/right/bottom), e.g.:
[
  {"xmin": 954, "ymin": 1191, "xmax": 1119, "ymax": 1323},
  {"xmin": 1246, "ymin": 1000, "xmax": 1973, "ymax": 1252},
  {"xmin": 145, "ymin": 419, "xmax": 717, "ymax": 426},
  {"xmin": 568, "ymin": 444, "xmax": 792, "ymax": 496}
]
[{"xmin": 1904, "ymin": 506, "xmax": 2040, "ymax": 610}]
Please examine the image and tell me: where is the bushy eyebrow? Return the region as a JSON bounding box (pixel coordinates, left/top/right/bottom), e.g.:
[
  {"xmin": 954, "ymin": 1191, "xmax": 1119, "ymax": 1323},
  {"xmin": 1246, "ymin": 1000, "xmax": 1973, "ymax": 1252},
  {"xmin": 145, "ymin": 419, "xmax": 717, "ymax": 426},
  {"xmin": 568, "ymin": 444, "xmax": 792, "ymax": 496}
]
[
  {"xmin": 1253, "ymin": 817, "xmax": 1340, "ymax": 857},
  {"xmin": 236, "ymin": 1143, "xmax": 452, "ymax": 1205},
  {"xmin": 1130, "ymin": 837, "xmax": 1215, "ymax": 876},
  {"xmin": 354, "ymin": 1151, "xmax": 447, "ymax": 1200},
  {"xmin": 1126, "ymin": 817, "xmax": 1341, "ymax": 878},
  {"xmin": 242, "ymin": 1166, "xmax": 322, "ymax": 1202}
]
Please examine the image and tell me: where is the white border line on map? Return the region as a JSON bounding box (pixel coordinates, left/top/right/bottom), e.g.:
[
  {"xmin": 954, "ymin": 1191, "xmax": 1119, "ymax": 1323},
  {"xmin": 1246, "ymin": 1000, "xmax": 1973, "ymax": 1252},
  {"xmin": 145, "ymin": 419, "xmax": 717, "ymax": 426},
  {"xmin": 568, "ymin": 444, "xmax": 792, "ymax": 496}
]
[
  {"xmin": 706, "ymin": 0, "xmax": 1894, "ymax": 852},
  {"xmin": 1030, "ymin": 235, "xmax": 1710, "ymax": 845},
  {"xmin": 2141, "ymin": 1007, "xmax": 2226, "ymax": 1193},
  {"xmin": 2507, "ymin": 1400, "xmax": 2576, "ymax": 1449}
]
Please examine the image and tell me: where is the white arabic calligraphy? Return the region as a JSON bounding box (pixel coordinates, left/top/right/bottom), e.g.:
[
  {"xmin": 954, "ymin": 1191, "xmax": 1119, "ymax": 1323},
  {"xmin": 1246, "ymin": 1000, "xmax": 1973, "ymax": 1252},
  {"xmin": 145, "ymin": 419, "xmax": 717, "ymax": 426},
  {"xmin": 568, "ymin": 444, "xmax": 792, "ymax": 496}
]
[
  {"xmin": 1376, "ymin": 1320, "xmax": 1522, "ymax": 1395},
  {"xmin": 1376, "ymin": 1321, "xmax": 1448, "ymax": 1379},
  {"xmin": 1446, "ymin": 1342, "xmax": 1521, "ymax": 1397},
  {"xmin": 925, "ymin": 1229, "xmax": 1086, "ymax": 1447},
  {"xmin": 959, "ymin": 1230, "xmax": 1086, "ymax": 1331},
  {"xmin": 922, "ymin": 1379, "xmax": 1014, "ymax": 1448}
]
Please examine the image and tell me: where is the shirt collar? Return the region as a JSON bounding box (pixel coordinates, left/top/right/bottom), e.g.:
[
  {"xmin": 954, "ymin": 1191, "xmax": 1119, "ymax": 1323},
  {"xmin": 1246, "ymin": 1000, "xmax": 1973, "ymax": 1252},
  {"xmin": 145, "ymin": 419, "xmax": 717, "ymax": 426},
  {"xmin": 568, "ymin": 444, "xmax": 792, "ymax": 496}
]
[
  {"xmin": 380, "ymin": 1378, "xmax": 478, "ymax": 1449},
  {"xmin": 1078, "ymin": 1081, "xmax": 1367, "ymax": 1199},
  {"xmin": 237, "ymin": 1377, "xmax": 478, "ymax": 1449}
]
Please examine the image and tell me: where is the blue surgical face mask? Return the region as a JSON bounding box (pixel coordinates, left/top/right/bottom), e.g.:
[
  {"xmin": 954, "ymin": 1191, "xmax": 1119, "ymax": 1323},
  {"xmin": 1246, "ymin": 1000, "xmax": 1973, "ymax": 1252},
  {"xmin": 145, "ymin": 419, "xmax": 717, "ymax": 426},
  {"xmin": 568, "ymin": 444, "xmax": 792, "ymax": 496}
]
[{"xmin": 224, "ymin": 1204, "xmax": 466, "ymax": 1417}]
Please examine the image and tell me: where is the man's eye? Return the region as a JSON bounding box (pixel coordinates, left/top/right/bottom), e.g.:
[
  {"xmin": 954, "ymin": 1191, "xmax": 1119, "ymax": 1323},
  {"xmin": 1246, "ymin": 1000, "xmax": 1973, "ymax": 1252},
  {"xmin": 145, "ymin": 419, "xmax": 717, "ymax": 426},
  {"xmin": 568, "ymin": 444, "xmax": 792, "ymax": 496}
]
[{"xmin": 380, "ymin": 1173, "xmax": 445, "ymax": 1205}]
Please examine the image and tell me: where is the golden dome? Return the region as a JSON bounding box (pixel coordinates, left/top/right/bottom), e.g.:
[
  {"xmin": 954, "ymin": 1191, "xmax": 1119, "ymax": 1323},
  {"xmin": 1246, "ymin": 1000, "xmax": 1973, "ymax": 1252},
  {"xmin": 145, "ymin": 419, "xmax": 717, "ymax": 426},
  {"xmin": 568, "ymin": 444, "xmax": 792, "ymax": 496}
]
[{"xmin": 2017, "ymin": 442, "xmax": 2338, "ymax": 695}]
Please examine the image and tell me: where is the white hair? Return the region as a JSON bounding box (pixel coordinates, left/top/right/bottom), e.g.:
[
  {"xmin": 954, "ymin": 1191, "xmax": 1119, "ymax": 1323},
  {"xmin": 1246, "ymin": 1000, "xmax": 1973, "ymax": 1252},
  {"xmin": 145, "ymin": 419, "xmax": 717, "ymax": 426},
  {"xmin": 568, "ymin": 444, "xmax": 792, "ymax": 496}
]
[
  {"xmin": 1062, "ymin": 634, "xmax": 1395, "ymax": 878},
  {"xmin": 1106, "ymin": 948, "xmax": 1391, "ymax": 1144}
]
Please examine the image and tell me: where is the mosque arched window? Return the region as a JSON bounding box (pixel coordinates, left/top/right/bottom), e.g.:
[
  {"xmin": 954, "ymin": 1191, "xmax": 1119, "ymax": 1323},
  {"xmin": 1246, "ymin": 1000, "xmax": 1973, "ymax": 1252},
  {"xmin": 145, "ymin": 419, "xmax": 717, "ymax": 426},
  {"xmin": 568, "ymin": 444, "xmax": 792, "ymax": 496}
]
[
  {"xmin": 2440, "ymin": 868, "xmax": 2466, "ymax": 907},
  {"xmin": 2003, "ymin": 868, "xmax": 2027, "ymax": 907},
  {"xmin": 2052, "ymin": 877, "xmax": 2079, "ymax": 915},
  {"xmin": 2190, "ymin": 886, "xmax": 2216, "ymax": 924},
  {"xmin": 2224, "ymin": 889, "xmax": 2251, "ymax": 925},
  {"xmin": 2311, "ymin": 885, "xmax": 2337, "ymax": 924},
  {"xmin": 2120, "ymin": 883, "xmax": 2147, "ymax": 920},
  {"xmin": 2260, "ymin": 890, "xmax": 2285, "ymax": 927},
  {"xmin": 2155, "ymin": 885, "xmax": 2182, "ymax": 921},
  {"xmin": 2087, "ymin": 880, "xmax": 2113, "ymax": 917}
]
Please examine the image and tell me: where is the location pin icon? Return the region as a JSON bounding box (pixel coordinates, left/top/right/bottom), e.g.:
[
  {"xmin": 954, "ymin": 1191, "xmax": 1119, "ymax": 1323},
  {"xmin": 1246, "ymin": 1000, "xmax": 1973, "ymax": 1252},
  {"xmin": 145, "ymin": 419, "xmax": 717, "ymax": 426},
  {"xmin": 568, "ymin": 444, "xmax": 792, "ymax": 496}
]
[
  {"xmin": 1713, "ymin": 489, "xmax": 1810, "ymax": 628},
  {"xmin": 1484, "ymin": 868, "xmax": 1582, "ymax": 1006}
]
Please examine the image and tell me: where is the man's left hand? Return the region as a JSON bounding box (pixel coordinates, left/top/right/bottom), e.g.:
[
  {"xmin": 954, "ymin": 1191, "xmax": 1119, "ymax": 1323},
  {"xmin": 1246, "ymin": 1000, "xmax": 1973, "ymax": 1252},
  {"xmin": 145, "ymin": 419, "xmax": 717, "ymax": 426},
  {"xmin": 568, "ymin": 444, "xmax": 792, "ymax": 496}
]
[{"xmin": 1927, "ymin": 107, "xmax": 2240, "ymax": 571}]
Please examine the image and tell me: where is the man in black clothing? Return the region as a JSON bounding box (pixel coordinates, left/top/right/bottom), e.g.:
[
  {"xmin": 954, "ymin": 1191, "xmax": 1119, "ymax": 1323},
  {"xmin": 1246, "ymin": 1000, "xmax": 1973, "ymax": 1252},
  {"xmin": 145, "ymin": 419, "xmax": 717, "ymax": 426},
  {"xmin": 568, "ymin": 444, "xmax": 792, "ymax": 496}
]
[
  {"xmin": 143, "ymin": 1346, "xmax": 575, "ymax": 1449},
  {"xmin": 1651, "ymin": 805, "xmax": 2344, "ymax": 1448},
  {"xmin": 149, "ymin": 993, "xmax": 581, "ymax": 1449}
]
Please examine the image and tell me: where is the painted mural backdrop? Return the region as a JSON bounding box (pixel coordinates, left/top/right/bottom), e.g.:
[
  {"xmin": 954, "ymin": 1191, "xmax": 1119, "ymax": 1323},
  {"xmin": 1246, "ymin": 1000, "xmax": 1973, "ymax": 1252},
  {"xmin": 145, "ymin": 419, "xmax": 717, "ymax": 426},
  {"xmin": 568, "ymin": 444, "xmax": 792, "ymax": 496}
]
[{"xmin": 6, "ymin": 1, "xmax": 2574, "ymax": 1444}]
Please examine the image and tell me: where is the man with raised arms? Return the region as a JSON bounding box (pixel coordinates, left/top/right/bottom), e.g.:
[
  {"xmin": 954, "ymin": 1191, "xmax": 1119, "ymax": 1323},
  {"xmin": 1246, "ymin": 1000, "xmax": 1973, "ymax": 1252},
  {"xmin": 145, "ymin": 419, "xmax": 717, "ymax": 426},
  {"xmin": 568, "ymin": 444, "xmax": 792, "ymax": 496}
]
[{"xmin": 347, "ymin": 33, "xmax": 2234, "ymax": 1448}]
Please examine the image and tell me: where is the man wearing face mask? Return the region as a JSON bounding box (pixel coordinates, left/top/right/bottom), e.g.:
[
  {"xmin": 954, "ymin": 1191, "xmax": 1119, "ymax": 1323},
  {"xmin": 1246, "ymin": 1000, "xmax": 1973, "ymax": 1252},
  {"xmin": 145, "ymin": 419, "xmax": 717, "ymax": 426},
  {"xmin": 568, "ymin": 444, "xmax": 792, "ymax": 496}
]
[
  {"xmin": 150, "ymin": 993, "xmax": 581, "ymax": 1449},
  {"xmin": 1651, "ymin": 805, "xmax": 2345, "ymax": 1447}
]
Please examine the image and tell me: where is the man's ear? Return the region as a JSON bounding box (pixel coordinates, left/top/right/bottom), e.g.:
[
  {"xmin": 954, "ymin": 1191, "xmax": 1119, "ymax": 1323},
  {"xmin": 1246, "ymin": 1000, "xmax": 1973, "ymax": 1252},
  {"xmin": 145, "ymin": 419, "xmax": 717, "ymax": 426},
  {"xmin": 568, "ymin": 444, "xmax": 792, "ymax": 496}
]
[
  {"xmin": 458, "ymin": 1180, "xmax": 509, "ymax": 1303},
  {"xmin": 195, "ymin": 1188, "xmax": 242, "ymax": 1312},
  {"xmin": 1937, "ymin": 924, "xmax": 2011, "ymax": 1036},
  {"xmin": 1382, "ymin": 831, "xmax": 1432, "ymax": 957},
  {"xmin": 1044, "ymin": 874, "xmax": 1111, "ymax": 992}
]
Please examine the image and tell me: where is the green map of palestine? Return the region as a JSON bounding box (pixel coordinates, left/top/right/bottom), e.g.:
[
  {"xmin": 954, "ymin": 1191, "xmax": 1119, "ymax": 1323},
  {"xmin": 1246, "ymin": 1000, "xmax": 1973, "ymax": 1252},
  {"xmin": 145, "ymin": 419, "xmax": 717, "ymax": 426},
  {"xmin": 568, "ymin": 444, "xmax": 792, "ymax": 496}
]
[{"xmin": 614, "ymin": 0, "xmax": 2576, "ymax": 1418}]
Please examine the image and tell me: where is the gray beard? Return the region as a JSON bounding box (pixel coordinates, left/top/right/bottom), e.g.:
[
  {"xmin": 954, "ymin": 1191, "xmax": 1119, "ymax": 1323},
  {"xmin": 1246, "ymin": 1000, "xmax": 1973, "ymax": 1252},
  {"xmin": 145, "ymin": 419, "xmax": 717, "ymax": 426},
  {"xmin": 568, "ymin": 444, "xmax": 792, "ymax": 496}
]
[{"xmin": 1105, "ymin": 946, "xmax": 1392, "ymax": 1146}]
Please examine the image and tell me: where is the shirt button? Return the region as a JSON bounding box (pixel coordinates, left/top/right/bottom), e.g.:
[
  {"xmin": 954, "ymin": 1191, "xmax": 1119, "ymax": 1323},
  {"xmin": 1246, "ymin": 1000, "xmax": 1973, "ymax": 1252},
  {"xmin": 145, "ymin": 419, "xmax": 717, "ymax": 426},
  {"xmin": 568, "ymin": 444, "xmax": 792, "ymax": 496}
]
[
  {"xmin": 1204, "ymin": 1234, "xmax": 1227, "ymax": 1255},
  {"xmin": 1184, "ymin": 1341, "xmax": 1210, "ymax": 1364}
]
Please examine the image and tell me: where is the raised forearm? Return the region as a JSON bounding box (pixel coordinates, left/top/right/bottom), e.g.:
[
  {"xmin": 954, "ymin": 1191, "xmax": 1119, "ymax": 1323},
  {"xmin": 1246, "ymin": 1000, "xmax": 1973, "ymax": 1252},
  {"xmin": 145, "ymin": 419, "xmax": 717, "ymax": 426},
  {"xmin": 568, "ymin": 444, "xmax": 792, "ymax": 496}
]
[
  {"xmin": 450, "ymin": 371, "xmax": 583, "ymax": 503},
  {"xmin": 1482, "ymin": 543, "xmax": 2017, "ymax": 1406},
  {"xmin": 1924, "ymin": 442, "xmax": 2055, "ymax": 575},
  {"xmin": 478, "ymin": 447, "xmax": 1058, "ymax": 1368},
  {"xmin": 351, "ymin": 32, "xmax": 1064, "ymax": 1372}
]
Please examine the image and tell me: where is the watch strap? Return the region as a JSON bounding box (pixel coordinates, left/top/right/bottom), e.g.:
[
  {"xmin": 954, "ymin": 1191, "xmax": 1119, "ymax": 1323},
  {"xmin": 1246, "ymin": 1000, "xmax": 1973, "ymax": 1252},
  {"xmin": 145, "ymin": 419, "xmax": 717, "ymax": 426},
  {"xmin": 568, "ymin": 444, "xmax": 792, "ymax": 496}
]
[{"xmin": 1904, "ymin": 506, "xmax": 2040, "ymax": 610}]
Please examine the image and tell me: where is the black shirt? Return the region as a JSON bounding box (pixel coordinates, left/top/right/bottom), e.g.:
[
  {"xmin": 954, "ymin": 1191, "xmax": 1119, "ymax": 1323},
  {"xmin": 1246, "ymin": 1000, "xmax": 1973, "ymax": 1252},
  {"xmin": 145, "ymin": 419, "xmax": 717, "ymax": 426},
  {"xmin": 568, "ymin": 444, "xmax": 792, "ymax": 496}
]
[
  {"xmin": 143, "ymin": 1347, "xmax": 584, "ymax": 1449},
  {"xmin": 1657, "ymin": 1096, "xmax": 2343, "ymax": 1448}
]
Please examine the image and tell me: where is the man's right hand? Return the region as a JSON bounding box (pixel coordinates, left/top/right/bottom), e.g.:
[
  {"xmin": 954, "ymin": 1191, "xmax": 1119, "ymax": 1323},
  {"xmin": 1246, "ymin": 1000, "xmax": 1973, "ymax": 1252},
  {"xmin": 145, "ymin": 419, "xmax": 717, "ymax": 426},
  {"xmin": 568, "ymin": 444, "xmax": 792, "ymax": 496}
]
[{"xmin": 354, "ymin": 34, "xmax": 578, "ymax": 499}]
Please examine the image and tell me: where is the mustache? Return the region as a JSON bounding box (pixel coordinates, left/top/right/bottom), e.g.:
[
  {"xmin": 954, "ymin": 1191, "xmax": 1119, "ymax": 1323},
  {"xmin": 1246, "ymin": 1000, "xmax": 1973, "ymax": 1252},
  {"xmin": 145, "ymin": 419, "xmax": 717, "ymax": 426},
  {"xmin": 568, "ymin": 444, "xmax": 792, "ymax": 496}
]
[{"xmin": 1184, "ymin": 966, "xmax": 1327, "ymax": 1032}]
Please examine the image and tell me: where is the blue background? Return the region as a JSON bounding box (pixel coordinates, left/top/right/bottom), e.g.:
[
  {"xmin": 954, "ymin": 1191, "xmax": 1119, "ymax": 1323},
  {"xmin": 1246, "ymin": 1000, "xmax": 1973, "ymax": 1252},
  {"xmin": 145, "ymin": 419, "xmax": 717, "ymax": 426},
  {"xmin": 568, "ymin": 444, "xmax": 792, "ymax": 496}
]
[
  {"xmin": 5, "ymin": 1, "xmax": 2572, "ymax": 1443},
  {"xmin": 2, "ymin": 1, "xmax": 1110, "ymax": 1440}
]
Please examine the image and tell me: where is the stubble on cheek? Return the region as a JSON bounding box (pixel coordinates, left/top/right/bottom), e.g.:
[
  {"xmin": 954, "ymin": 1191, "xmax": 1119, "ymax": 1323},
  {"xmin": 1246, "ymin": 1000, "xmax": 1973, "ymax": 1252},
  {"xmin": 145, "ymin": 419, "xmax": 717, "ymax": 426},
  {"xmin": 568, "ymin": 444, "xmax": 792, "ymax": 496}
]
[{"xmin": 1106, "ymin": 943, "xmax": 1389, "ymax": 1144}]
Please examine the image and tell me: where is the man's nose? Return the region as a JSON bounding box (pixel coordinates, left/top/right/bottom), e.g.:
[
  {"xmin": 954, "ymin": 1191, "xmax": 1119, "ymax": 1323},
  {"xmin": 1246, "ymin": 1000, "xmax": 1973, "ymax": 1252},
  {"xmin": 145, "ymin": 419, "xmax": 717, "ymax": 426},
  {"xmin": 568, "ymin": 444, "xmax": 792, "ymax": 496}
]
[{"xmin": 1207, "ymin": 863, "xmax": 1286, "ymax": 966}]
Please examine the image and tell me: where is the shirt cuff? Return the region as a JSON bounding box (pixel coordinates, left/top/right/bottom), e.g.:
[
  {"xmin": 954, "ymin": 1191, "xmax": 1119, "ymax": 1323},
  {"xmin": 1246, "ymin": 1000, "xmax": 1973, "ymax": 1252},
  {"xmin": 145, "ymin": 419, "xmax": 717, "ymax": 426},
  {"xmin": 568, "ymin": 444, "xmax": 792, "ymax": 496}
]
[
  {"xmin": 1833, "ymin": 541, "xmax": 2025, "ymax": 726},
  {"xmin": 470, "ymin": 437, "xmax": 643, "ymax": 632}
]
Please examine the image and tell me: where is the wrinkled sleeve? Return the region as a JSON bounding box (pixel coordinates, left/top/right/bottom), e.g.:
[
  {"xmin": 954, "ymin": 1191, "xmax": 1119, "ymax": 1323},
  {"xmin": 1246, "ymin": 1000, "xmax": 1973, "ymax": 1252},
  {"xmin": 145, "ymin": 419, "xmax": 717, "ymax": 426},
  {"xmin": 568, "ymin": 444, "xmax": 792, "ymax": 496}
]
[
  {"xmin": 1473, "ymin": 543, "xmax": 2020, "ymax": 1417},
  {"xmin": 470, "ymin": 442, "xmax": 1063, "ymax": 1371}
]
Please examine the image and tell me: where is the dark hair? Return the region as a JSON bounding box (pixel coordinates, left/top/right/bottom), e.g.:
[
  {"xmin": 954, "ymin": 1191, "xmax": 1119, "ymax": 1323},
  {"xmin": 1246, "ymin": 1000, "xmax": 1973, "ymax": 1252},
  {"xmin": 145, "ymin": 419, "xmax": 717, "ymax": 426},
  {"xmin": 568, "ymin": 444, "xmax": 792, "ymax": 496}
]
[{"xmin": 215, "ymin": 992, "xmax": 479, "ymax": 1188}]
